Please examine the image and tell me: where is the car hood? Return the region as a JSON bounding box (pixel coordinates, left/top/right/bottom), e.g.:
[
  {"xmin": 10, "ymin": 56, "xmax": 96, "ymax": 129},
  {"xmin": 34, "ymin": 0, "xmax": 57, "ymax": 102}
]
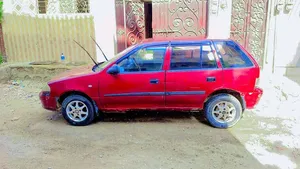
[{"xmin": 50, "ymin": 65, "xmax": 95, "ymax": 82}]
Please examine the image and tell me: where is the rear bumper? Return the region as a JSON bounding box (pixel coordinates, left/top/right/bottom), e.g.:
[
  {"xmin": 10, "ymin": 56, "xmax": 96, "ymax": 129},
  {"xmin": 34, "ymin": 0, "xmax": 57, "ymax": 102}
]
[
  {"xmin": 244, "ymin": 87, "xmax": 263, "ymax": 109},
  {"xmin": 39, "ymin": 91, "xmax": 57, "ymax": 111}
]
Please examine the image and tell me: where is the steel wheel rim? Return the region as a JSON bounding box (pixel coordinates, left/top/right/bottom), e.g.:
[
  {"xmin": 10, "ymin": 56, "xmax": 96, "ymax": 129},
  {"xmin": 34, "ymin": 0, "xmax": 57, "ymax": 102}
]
[
  {"xmin": 66, "ymin": 101, "xmax": 89, "ymax": 122},
  {"xmin": 212, "ymin": 101, "xmax": 236, "ymax": 123}
]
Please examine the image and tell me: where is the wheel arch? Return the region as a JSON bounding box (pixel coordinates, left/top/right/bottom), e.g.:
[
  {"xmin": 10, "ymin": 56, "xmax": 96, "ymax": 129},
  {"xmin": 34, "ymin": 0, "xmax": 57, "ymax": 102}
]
[
  {"xmin": 204, "ymin": 89, "xmax": 246, "ymax": 111},
  {"xmin": 58, "ymin": 91, "xmax": 99, "ymax": 115}
]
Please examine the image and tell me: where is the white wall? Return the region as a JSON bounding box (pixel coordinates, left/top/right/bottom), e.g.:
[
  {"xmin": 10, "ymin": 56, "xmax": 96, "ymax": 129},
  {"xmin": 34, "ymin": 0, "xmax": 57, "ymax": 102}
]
[
  {"xmin": 3, "ymin": 0, "xmax": 14, "ymax": 14},
  {"xmin": 207, "ymin": 0, "xmax": 232, "ymax": 39},
  {"xmin": 90, "ymin": 0, "xmax": 117, "ymax": 62},
  {"xmin": 262, "ymin": 0, "xmax": 276, "ymax": 75},
  {"xmin": 265, "ymin": 0, "xmax": 300, "ymax": 76},
  {"xmin": 4, "ymin": 0, "xmax": 37, "ymax": 16}
]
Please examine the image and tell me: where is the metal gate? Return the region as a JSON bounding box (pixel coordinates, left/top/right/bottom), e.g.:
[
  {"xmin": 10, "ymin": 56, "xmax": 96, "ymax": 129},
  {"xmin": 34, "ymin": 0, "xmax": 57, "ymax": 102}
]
[
  {"xmin": 152, "ymin": 0, "xmax": 207, "ymax": 39},
  {"xmin": 115, "ymin": 0, "xmax": 145, "ymax": 52},
  {"xmin": 115, "ymin": 0, "xmax": 208, "ymax": 52},
  {"xmin": 230, "ymin": 0, "xmax": 269, "ymax": 66}
]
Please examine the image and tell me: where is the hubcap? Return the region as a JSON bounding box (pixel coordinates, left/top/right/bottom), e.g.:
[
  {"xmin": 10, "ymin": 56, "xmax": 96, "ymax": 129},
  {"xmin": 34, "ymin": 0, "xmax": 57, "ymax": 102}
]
[
  {"xmin": 212, "ymin": 101, "xmax": 236, "ymax": 123},
  {"xmin": 66, "ymin": 101, "xmax": 89, "ymax": 122}
]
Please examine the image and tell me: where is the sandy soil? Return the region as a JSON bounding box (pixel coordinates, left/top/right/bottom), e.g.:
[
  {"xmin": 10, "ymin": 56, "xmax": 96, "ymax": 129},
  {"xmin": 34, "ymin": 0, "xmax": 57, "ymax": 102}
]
[{"xmin": 0, "ymin": 76, "xmax": 299, "ymax": 169}]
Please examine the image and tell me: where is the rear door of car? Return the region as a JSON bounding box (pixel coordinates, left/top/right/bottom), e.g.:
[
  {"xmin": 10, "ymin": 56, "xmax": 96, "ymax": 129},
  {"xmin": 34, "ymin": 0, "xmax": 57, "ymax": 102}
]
[
  {"xmin": 165, "ymin": 41, "xmax": 223, "ymax": 109},
  {"xmin": 213, "ymin": 40, "xmax": 259, "ymax": 93}
]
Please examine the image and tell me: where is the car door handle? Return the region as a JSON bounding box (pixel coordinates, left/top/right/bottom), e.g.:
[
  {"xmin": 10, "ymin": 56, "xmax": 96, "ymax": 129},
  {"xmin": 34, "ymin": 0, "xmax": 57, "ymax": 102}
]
[
  {"xmin": 150, "ymin": 79, "xmax": 159, "ymax": 84},
  {"xmin": 207, "ymin": 77, "xmax": 216, "ymax": 82}
]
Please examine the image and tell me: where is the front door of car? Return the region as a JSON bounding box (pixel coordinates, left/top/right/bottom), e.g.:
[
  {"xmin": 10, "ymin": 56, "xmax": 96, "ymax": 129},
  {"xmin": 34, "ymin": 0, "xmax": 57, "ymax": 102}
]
[
  {"xmin": 165, "ymin": 43, "xmax": 223, "ymax": 108},
  {"xmin": 99, "ymin": 45, "xmax": 167, "ymax": 109}
]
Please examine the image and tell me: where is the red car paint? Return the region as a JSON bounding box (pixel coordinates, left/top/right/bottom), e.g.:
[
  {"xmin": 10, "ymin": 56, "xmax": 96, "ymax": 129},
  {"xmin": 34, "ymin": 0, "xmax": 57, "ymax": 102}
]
[
  {"xmin": 39, "ymin": 91, "xmax": 57, "ymax": 111},
  {"xmin": 40, "ymin": 39, "xmax": 263, "ymax": 113}
]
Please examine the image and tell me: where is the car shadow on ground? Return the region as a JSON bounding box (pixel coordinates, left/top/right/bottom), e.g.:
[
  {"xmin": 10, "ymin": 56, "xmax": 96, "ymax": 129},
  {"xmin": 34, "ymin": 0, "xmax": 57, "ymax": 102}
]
[
  {"xmin": 48, "ymin": 110, "xmax": 210, "ymax": 125},
  {"xmin": 45, "ymin": 110, "xmax": 277, "ymax": 169},
  {"xmin": 97, "ymin": 110, "xmax": 209, "ymax": 124}
]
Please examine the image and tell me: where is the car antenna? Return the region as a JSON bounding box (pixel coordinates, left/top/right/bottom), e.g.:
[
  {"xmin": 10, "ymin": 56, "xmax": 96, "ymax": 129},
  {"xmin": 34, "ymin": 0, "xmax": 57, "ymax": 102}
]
[
  {"xmin": 73, "ymin": 40, "xmax": 98, "ymax": 65},
  {"xmin": 90, "ymin": 36, "xmax": 108, "ymax": 61}
]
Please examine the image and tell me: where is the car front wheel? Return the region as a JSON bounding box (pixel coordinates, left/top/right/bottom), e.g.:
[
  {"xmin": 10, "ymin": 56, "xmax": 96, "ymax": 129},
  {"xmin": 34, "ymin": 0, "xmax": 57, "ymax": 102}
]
[
  {"xmin": 61, "ymin": 95, "xmax": 95, "ymax": 126},
  {"xmin": 204, "ymin": 94, "xmax": 242, "ymax": 128}
]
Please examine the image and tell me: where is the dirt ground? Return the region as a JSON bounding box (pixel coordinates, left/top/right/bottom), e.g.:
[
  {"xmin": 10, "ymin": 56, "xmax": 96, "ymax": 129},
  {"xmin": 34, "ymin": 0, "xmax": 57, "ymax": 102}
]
[{"xmin": 0, "ymin": 75, "xmax": 299, "ymax": 169}]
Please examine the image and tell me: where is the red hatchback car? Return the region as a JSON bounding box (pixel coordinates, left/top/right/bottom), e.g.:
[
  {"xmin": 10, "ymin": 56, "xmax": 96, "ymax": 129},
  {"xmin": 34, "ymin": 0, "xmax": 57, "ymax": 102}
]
[{"xmin": 40, "ymin": 39, "xmax": 263, "ymax": 128}]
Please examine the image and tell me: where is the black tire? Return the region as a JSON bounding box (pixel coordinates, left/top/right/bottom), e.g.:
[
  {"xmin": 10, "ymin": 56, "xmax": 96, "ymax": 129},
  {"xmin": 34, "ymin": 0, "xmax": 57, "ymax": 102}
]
[
  {"xmin": 204, "ymin": 94, "xmax": 242, "ymax": 128},
  {"xmin": 61, "ymin": 95, "xmax": 95, "ymax": 126}
]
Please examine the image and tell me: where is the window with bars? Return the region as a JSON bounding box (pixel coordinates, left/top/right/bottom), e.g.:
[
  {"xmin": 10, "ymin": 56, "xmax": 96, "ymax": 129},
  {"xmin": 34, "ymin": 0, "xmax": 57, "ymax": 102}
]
[
  {"xmin": 38, "ymin": 0, "xmax": 90, "ymax": 14},
  {"xmin": 38, "ymin": 0, "xmax": 48, "ymax": 14}
]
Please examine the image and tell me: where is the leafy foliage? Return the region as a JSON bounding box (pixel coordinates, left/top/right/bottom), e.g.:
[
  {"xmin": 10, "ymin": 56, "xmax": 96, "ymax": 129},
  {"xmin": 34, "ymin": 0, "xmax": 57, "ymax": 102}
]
[
  {"xmin": 0, "ymin": 54, "xmax": 3, "ymax": 64},
  {"xmin": 0, "ymin": 1, "xmax": 4, "ymax": 64},
  {"xmin": 0, "ymin": 1, "xmax": 3, "ymax": 23}
]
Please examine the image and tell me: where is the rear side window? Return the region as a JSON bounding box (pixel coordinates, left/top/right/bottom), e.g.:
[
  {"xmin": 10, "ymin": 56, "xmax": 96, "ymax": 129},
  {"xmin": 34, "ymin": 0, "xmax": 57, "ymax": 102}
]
[
  {"xmin": 170, "ymin": 45, "xmax": 217, "ymax": 70},
  {"xmin": 214, "ymin": 41, "xmax": 253, "ymax": 68}
]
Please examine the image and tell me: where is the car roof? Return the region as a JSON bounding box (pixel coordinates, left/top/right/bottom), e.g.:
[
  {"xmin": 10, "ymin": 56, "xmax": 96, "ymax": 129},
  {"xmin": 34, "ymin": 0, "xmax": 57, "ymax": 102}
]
[{"xmin": 139, "ymin": 37, "xmax": 233, "ymax": 46}]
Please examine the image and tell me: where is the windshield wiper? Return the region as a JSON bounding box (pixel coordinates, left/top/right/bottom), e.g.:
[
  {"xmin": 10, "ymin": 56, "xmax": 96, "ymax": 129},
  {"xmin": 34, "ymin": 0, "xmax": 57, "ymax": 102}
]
[
  {"xmin": 91, "ymin": 61, "xmax": 105, "ymax": 72},
  {"xmin": 98, "ymin": 61, "xmax": 105, "ymax": 65}
]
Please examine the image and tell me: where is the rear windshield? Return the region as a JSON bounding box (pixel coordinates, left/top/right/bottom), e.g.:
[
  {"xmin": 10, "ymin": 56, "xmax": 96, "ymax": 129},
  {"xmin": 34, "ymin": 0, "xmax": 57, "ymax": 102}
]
[{"xmin": 214, "ymin": 41, "xmax": 253, "ymax": 68}]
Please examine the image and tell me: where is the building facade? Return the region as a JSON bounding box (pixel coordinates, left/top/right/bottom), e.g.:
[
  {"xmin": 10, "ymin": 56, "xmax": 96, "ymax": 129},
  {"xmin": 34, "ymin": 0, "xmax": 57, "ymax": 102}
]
[{"xmin": 2, "ymin": 0, "xmax": 300, "ymax": 76}]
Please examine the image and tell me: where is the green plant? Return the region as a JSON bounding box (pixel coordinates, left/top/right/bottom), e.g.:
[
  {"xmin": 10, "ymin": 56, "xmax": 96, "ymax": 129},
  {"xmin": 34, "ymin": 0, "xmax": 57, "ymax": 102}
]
[
  {"xmin": 0, "ymin": 1, "xmax": 3, "ymax": 23},
  {"xmin": 0, "ymin": 1, "xmax": 4, "ymax": 64},
  {"xmin": 0, "ymin": 54, "xmax": 3, "ymax": 64}
]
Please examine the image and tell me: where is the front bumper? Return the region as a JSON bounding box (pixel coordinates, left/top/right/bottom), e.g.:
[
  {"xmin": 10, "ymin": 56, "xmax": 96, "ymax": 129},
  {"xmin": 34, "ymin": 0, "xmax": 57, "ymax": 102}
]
[
  {"xmin": 244, "ymin": 87, "xmax": 263, "ymax": 109},
  {"xmin": 39, "ymin": 91, "xmax": 57, "ymax": 111}
]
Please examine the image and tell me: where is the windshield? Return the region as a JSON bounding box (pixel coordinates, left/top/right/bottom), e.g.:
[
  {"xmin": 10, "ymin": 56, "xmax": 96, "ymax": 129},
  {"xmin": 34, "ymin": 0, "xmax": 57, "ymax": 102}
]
[{"xmin": 93, "ymin": 44, "xmax": 137, "ymax": 72}]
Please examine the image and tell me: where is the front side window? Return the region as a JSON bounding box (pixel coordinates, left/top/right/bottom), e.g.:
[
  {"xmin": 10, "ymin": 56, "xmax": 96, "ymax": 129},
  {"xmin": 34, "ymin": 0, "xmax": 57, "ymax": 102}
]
[
  {"xmin": 214, "ymin": 41, "xmax": 253, "ymax": 68},
  {"xmin": 93, "ymin": 44, "xmax": 138, "ymax": 72},
  {"xmin": 117, "ymin": 46, "xmax": 166, "ymax": 73},
  {"xmin": 170, "ymin": 45, "xmax": 217, "ymax": 70}
]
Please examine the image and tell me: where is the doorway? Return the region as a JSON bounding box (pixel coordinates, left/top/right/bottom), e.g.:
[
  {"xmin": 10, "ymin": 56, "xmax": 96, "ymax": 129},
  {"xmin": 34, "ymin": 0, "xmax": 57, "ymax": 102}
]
[
  {"xmin": 144, "ymin": 1, "xmax": 153, "ymax": 39},
  {"xmin": 115, "ymin": 0, "xmax": 146, "ymax": 52},
  {"xmin": 115, "ymin": 0, "xmax": 208, "ymax": 53},
  {"xmin": 152, "ymin": 0, "xmax": 207, "ymax": 39}
]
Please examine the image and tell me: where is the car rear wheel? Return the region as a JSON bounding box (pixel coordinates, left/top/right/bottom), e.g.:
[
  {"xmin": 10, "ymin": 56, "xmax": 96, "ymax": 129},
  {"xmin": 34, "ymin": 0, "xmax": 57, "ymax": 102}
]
[
  {"xmin": 61, "ymin": 95, "xmax": 95, "ymax": 126},
  {"xmin": 204, "ymin": 94, "xmax": 242, "ymax": 128}
]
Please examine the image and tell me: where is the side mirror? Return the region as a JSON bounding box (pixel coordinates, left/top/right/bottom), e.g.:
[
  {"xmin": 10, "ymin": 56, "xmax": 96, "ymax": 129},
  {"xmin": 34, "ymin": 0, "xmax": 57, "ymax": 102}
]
[{"xmin": 107, "ymin": 64, "xmax": 120, "ymax": 75}]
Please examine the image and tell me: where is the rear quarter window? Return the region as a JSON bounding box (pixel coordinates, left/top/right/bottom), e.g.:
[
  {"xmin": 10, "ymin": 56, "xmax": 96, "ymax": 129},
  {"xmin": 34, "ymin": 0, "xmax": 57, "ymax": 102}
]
[{"xmin": 214, "ymin": 41, "xmax": 253, "ymax": 68}]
